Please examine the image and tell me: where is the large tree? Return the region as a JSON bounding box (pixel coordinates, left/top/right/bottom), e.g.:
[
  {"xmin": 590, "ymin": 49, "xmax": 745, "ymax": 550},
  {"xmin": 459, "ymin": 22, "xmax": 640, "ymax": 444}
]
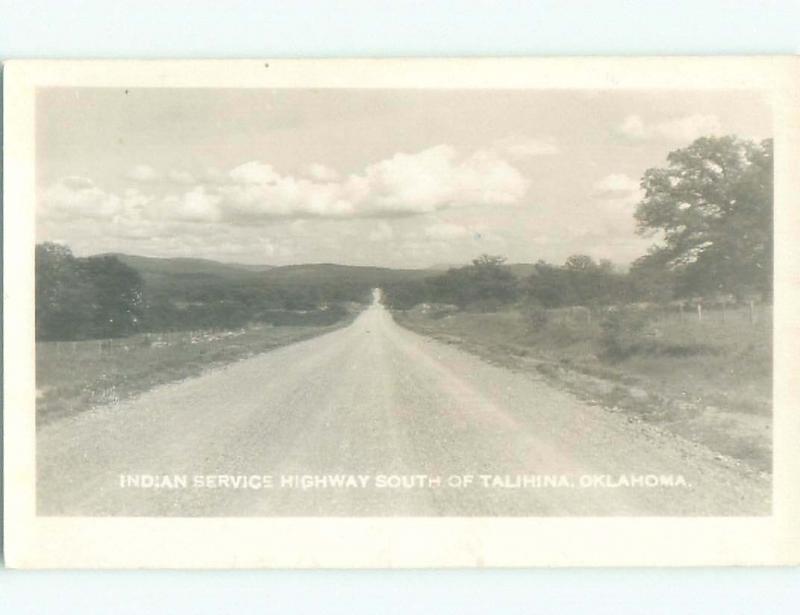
[
  {"xmin": 36, "ymin": 243, "xmax": 96, "ymax": 340},
  {"xmin": 635, "ymin": 135, "xmax": 773, "ymax": 299},
  {"xmin": 36, "ymin": 243, "xmax": 144, "ymax": 340}
]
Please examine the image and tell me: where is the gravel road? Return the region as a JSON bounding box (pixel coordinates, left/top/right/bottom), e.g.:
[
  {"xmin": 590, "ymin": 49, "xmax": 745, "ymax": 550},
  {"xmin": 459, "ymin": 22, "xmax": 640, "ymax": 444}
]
[{"xmin": 37, "ymin": 292, "xmax": 770, "ymax": 516}]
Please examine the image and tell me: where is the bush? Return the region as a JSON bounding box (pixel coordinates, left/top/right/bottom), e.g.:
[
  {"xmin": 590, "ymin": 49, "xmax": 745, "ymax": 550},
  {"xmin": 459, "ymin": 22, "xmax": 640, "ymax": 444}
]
[
  {"xmin": 599, "ymin": 308, "xmax": 649, "ymax": 361},
  {"xmin": 527, "ymin": 305, "xmax": 550, "ymax": 330}
]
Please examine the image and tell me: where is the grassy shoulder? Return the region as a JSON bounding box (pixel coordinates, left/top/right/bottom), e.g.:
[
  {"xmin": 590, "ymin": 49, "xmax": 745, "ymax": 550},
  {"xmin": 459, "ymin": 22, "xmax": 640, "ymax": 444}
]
[
  {"xmin": 394, "ymin": 304, "xmax": 772, "ymax": 473},
  {"xmin": 36, "ymin": 315, "xmax": 356, "ymax": 426}
]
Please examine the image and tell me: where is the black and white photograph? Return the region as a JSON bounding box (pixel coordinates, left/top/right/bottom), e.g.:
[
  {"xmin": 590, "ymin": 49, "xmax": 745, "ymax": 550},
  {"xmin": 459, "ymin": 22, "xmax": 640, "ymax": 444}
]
[
  {"xmin": 4, "ymin": 58, "xmax": 800, "ymax": 568},
  {"xmin": 32, "ymin": 84, "xmax": 775, "ymax": 517}
]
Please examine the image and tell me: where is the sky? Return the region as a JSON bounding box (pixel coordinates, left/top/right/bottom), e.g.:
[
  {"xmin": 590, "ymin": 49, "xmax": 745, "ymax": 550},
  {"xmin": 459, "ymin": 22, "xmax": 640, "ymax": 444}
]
[{"xmin": 36, "ymin": 88, "xmax": 771, "ymax": 268}]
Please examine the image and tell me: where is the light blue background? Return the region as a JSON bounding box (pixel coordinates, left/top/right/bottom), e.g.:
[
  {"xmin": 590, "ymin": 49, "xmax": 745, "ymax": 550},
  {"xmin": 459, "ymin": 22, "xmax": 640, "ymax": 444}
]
[
  {"xmin": 2, "ymin": 0, "xmax": 799, "ymax": 612},
  {"xmin": 1, "ymin": 0, "xmax": 800, "ymax": 57}
]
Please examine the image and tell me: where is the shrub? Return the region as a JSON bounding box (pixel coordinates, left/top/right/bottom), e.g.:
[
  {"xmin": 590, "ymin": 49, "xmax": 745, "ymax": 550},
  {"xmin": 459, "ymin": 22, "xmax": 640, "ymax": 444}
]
[
  {"xmin": 599, "ymin": 308, "xmax": 649, "ymax": 361},
  {"xmin": 527, "ymin": 305, "xmax": 550, "ymax": 330}
]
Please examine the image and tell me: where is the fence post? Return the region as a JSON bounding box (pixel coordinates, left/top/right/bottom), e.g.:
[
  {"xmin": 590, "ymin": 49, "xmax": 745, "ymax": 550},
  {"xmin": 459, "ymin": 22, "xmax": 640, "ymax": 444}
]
[{"xmin": 697, "ymin": 303, "xmax": 702, "ymax": 322}]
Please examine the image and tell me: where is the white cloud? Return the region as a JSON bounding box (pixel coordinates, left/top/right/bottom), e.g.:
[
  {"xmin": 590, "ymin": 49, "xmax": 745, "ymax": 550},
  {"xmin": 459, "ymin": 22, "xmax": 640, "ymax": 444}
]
[
  {"xmin": 228, "ymin": 161, "xmax": 279, "ymax": 185},
  {"xmin": 618, "ymin": 114, "xmax": 722, "ymax": 142},
  {"xmin": 305, "ymin": 163, "xmax": 340, "ymax": 182},
  {"xmin": 494, "ymin": 136, "xmax": 559, "ymax": 157},
  {"xmin": 423, "ymin": 222, "xmax": 471, "ymax": 240},
  {"xmin": 165, "ymin": 187, "xmax": 223, "ymax": 223},
  {"xmin": 206, "ymin": 144, "xmax": 528, "ymax": 221},
  {"xmin": 41, "ymin": 177, "xmax": 122, "ymax": 219},
  {"xmin": 618, "ymin": 115, "xmax": 647, "ymax": 140},
  {"xmin": 126, "ymin": 164, "xmax": 160, "ymax": 182},
  {"xmin": 592, "ymin": 173, "xmax": 640, "ymax": 199}
]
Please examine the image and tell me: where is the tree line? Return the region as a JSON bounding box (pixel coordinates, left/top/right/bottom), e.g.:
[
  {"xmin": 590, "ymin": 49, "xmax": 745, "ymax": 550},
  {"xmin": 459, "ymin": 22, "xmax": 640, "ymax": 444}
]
[
  {"xmin": 382, "ymin": 254, "xmax": 638, "ymax": 311},
  {"xmin": 35, "ymin": 245, "xmax": 367, "ymax": 341}
]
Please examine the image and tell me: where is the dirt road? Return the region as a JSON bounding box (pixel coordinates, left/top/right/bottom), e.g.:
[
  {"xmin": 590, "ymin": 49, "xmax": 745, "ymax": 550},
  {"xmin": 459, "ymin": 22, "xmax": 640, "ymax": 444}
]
[{"xmin": 37, "ymin": 292, "xmax": 770, "ymax": 516}]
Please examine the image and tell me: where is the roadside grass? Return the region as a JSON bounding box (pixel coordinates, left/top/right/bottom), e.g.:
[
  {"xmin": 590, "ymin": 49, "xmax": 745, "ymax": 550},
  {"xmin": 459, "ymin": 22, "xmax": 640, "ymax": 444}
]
[
  {"xmin": 36, "ymin": 319, "xmax": 353, "ymax": 426},
  {"xmin": 395, "ymin": 305, "xmax": 772, "ymax": 472}
]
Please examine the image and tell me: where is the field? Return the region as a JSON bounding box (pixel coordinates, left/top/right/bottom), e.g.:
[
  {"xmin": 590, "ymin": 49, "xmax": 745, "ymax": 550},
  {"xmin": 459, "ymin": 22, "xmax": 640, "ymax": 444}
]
[
  {"xmin": 36, "ymin": 318, "xmax": 353, "ymax": 426},
  {"xmin": 395, "ymin": 303, "xmax": 772, "ymax": 472}
]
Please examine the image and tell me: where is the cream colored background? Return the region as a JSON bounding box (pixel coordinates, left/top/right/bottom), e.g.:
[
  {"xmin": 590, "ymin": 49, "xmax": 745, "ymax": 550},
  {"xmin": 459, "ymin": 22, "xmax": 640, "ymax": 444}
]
[{"xmin": 4, "ymin": 58, "xmax": 799, "ymax": 568}]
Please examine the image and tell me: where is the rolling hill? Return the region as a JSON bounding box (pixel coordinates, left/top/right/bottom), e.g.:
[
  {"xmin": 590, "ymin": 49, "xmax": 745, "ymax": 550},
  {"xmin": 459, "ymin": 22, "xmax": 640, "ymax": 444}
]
[
  {"xmin": 259, "ymin": 263, "xmax": 437, "ymax": 286},
  {"xmin": 103, "ymin": 253, "xmax": 273, "ymax": 280},
  {"xmin": 103, "ymin": 253, "xmax": 440, "ymax": 290}
]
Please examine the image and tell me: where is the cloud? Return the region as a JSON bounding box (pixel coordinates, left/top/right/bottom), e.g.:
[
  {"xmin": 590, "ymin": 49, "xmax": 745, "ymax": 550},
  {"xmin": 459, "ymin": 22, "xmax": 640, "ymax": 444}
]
[
  {"xmin": 592, "ymin": 173, "xmax": 640, "ymax": 199},
  {"xmin": 305, "ymin": 163, "xmax": 340, "ymax": 182},
  {"xmin": 126, "ymin": 164, "xmax": 160, "ymax": 182},
  {"xmin": 493, "ymin": 136, "xmax": 559, "ymax": 157},
  {"xmin": 228, "ymin": 161, "xmax": 280, "ymax": 185},
  {"xmin": 202, "ymin": 144, "xmax": 529, "ymax": 222},
  {"xmin": 618, "ymin": 114, "xmax": 722, "ymax": 142},
  {"xmin": 166, "ymin": 186, "xmax": 223, "ymax": 223},
  {"xmin": 39, "ymin": 145, "xmax": 531, "ymax": 262},
  {"xmin": 41, "ymin": 176, "xmax": 122, "ymax": 219},
  {"xmin": 423, "ymin": 222, "xmax": 471, "ymax": 240}
]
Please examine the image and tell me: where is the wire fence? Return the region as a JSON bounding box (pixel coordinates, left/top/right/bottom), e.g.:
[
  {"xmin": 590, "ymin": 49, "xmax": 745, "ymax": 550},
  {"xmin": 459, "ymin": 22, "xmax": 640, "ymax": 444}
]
[{"xmin": 544, "ymin": 301, "xmax": 772, "ymax": 326}]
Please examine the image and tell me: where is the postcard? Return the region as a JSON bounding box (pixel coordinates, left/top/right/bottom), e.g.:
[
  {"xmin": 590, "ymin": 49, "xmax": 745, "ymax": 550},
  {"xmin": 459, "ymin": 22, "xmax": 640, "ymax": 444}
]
[{"xmin": 4, "ymin": 58, "xmax": 799, "ymax": 567}]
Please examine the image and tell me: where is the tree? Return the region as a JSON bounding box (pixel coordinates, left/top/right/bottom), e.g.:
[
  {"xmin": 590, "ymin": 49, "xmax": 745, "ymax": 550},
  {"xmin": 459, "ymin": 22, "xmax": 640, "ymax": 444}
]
[
  {"xmin": 460, "ymin": 254, "xmax": 518, "ymax": 310},
  {"xmin": 82, "ymin": 256, "xmax": 144, "ymax": 337},
  {"xmin": 36, "ymin": 243, "xmax": 96, "ymax": 340},
  {"xmin": 36, "ymin": 244, "xmax": 144, "ymax": 340},
  {"xmin": 564, "ymin": 254, "xmax": 596, "ymax": 272},
  {"xmin": 471, "ymin": 254, "xmax": 508, "ymax": 269},
  {"xmin": 526, "ymin": 256, "xmax": 627, "ymax": 308},
  {"xmin": 526, "ymin": 260, "xmax": 576, "ymax": 308},
  {"xmin": 564, "ymin": 254, "xmax": 607, "ymax": 306},
  {"xmin": 628, "ymin": 249, "xmax": 677, "ymax": 303},
  {"xmin": 414, "ymin": 254, "xmax": 519, "ymax": 310},
  {"xmin": 635, "ymin": 135, "xmax": 773, "ymax": 299}
]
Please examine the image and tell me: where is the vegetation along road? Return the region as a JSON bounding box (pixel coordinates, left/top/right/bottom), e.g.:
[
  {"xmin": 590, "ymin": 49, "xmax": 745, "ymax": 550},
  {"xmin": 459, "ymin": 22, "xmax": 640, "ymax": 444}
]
[{"xmin": 38, "ymin": 291, "xmax": 769, "ymax": 517}]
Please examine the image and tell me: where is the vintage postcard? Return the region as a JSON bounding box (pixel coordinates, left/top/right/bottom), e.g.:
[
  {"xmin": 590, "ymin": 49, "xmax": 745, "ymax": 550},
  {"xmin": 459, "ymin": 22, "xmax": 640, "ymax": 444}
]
[{"xmin": 4, "ymin": 58, "xmax": 800, "ymax": 567}]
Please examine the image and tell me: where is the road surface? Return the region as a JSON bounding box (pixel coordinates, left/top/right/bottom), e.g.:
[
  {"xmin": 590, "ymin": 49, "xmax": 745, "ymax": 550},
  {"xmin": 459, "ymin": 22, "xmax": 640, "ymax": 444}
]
[{"xmin": 38, "ymin": 291, "xmax": 770, "ymax": 516}]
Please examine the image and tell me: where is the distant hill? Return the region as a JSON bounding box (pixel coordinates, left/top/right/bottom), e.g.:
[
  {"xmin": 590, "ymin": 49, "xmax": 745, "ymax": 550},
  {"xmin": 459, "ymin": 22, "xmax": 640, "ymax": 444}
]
[
  {"xmin": 260, "ymin": 263, "xmax": 437, "ymax": 287},
  {"xmin": 102, "ymin": 253, "xmax": 272, "ymax": 280},
  {"xmin": 103, "ymin": 252, "xmax": 538, "ymax": 286},
  {"xmin": 99, "ymin": 253, "xmax": 438, "ymax": 292},
  {"xmin": 233, "ymin": 263, "xmax": 277, "ymax": 273},
  {"xmin": 428, "ymin": 261, "xmax": 539, "ymax": 278}
]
